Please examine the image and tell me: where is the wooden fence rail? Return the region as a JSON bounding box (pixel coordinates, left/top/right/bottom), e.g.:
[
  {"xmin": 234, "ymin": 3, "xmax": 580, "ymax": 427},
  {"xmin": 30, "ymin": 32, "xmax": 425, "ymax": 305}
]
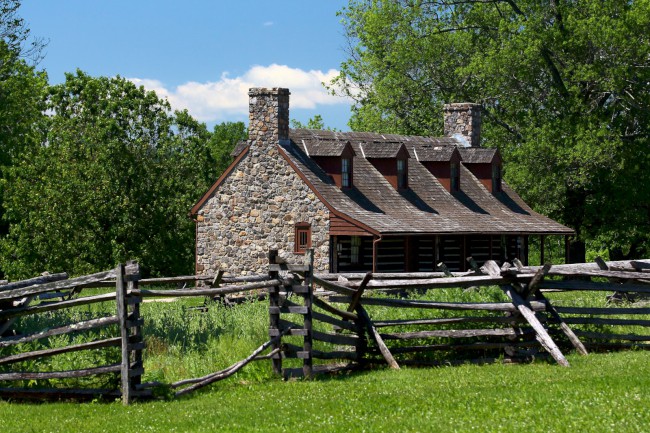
[
  {"xmin": 2, "ymin": 253, "xmax": 650, "ymax": 403},
  {"xmin": 269, "ymin": 253, "xmax": 650, "ymax": 376}
]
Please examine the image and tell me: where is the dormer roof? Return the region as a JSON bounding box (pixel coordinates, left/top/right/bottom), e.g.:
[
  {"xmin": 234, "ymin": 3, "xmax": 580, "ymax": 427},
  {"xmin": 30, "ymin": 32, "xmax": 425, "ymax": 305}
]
[
  {"xmin": 360, "ymin": 141, "xmax": 409, "ymax": 159},
  {"xmin": 408, "ymin": 144, "xmax": 460, "ymax": 162},
  {"xmin": 458, "ymin": 148, "xmax": 500, "ymax": 164},
  {"xmin": 301, "ymin": 139, "xmax": 355, "ymax": 158}
]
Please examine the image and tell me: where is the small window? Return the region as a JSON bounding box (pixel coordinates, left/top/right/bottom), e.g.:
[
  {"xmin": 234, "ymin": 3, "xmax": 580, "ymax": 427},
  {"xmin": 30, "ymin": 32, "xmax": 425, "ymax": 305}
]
[
  {"xmin": 492, "ymin": 164, "xmax": 502, "ymax": 193},
  {"xmin": 294, "ymin": 222, "xmax": 311, "ymax": 254},
  {"xmin": 450, "ymin": 162, "xmax": 460, "ymax": 192},
  {"xmin": 351, "ymin": 236, "xmax": 361, "ymax": 264},
  {"xmin": 397, "ymin": 159, "xmax": 407, "ymax": 189},
  {"xmin": 341, "ymin": 158, "xmax": 351, "ymax": 188}
]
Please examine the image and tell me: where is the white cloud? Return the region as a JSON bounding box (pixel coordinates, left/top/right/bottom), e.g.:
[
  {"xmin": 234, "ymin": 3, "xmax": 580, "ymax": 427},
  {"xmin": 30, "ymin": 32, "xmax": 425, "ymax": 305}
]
[
  {"xmin": 128, "ymin": 64, "xmax": 350, "ymax": 123},
  {"xmin": 263, "ymin": 21, "xmax": 274, "ymax": 27}
]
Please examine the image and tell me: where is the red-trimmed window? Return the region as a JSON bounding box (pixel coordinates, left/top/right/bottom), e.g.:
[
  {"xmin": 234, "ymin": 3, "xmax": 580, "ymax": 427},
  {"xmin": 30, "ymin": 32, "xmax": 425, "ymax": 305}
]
[
  {"xmin": 450, "ymin": 162, "xmax": 460, "ymax": 192},
  {"xmin": 397, "ymin": 159, "xmax": 408, "ymax": 189},
  {"xmin": 294, "ymin": 222, "xmax": 311, "ymax": 254},
  {"xmin": 492, "ymin": 163, "xmax": 502, "ymax": 193},
  {"xmin": 341, "ymin": 158, "xmax": 351, "ymax": 188}
]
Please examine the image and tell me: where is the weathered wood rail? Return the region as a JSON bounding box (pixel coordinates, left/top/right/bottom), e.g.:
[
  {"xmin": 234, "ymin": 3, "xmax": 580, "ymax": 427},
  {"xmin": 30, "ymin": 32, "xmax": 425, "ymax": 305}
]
[
  {"xmin": 0, "ymin": 263, "xmax": 144, "ymax": 404},
  {"xmin": 0, "ymin": 262, "xmax": 288, "ymax": 404},
  {"xmin": 2, "ymin": 253, "xmax": 649, "ymax": 403},
  {"xmin": 268, "ymin": 253, "xmax": 650, "ymax": 375}
]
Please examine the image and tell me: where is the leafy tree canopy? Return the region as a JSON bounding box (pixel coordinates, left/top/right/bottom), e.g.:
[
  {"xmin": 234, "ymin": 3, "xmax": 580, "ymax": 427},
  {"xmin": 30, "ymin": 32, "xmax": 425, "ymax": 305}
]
[
  {"xmin": 1, "ymin": 71, "xmax": 239, "ymax": 278},
  {"xmin": 291, "ymin": 114, "xmax": 339, "ymax": 131},
  {"xmin": 334, "ymin": 0, "xmax": 650, "ymax": 259}
]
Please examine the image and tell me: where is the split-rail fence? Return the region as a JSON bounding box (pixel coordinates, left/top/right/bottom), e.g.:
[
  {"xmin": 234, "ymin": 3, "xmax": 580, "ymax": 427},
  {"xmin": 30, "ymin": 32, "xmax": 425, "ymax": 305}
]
[{"xmin": 1, "ymin": 252, "xmax": 649, "ymax": 404}]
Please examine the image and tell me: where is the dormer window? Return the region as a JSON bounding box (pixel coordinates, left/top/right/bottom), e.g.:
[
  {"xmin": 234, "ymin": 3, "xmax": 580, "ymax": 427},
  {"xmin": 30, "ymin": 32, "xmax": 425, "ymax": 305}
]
[
  {"xmin": 397, "ymin": 159, "xmax": 407, "ymax": 189},
  {"xmin": 458, "ymin": 147, "xmax": 501, "ymax": 193},
  {"xmin": 342, "ymin": 158, "xmax": 351, "ymax": 188},
  {"xmin": 302, "ymin": 139, "xmax": 356, "ymax": 189},
  {"xmin": 492, "ymin": 163, "xmax": 502, "ymax": 193},
  {"xmin": 450, "ymin": 162, "xmax": 460, "ymax": 192}
]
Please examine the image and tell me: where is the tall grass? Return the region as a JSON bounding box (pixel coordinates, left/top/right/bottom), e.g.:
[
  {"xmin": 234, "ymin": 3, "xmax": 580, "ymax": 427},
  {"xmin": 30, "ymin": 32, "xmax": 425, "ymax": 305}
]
[{"xmin": 140, "ymin": 297, "xmax": 271, "ymax": 383}]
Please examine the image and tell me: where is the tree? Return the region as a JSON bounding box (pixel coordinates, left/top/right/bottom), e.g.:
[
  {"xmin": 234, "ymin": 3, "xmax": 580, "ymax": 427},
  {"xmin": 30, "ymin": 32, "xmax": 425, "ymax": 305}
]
[
  {"xmin": 334, "ymin": 0, "xmax": 650, "ymax": 259},
  {"xmin": 0, "ymin": 0, "xmax": 46, "ymax": 63},
  {"xmin": 1, "ymin": 71, "xmax": 223, "ymax": 278},
  {"xmin": 206, "ymin": 121, "xmax": 247, "ymax": 178},
  {"xmin": 290, "ymin": 114, "xmax": 339, "ymax": 131},
  {"xmin": 0, "ymin": 1, "xmax": 48, "ymax": 278}
]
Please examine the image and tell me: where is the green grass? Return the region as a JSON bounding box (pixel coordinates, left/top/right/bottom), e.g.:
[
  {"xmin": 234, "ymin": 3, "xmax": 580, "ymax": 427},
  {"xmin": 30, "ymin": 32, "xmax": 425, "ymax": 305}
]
[
  {"xmin": 0, "ymin": 351, "xmax": 649, "ymax": 432},
  {"xmin": 2, "ymin": 285, "xmax": 650, "ymax": 431}
]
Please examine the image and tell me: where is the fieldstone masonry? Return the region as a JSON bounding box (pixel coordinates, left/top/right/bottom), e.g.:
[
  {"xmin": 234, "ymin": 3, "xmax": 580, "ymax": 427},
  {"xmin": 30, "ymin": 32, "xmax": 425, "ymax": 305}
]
[
  {"xmin": 443, "ymin": 103, "xmax": 482, "ymax": 147},
  {"xmin": 195, "ymin": 88, "xmax": 330, "ymax": 275}
]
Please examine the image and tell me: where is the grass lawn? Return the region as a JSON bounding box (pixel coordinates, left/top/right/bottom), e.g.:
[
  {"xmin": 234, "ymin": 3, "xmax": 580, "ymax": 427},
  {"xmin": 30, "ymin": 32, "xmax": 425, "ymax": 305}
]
[{"xmin": 1, "ymin": 350, "xmax": 649, "ymax": 433}]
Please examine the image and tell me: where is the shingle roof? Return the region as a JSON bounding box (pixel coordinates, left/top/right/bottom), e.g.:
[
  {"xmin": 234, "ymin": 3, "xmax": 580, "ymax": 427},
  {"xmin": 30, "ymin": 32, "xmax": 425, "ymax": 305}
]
[
  {"xmin": 301, "ymin": 140, "xmax": 353, "ymax": 157},
  {"xmin": 279, "ymin": 129, "xmax": 573, "ymax": 235},
  {"xmin": 360, "ymin": 141, "xmax": 408, "ymax": 159},
  {"xmin": 230, "ymin": 140, "xmax": 248, "ymax": 158},
  {"xmin": 408, "ymin": 143, "xmax": 458, "ymax": 162},
  {"xmin": 459, "ymin": 148, "xmax": 498, "ymax": 164}
]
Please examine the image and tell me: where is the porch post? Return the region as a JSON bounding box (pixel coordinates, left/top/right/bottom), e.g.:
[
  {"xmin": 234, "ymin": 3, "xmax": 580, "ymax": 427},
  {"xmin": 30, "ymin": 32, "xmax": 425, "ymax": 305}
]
[
  {"xmin": 372, "ymin": 236, "xmax": 378, "ymax": 273},
  {"xmin": 540, "ymin": 235, "xmax": 545, "ymax": 265},
  {"xmin": 564, "ymin": 235, "xmax": 570, "ymax": 264}
]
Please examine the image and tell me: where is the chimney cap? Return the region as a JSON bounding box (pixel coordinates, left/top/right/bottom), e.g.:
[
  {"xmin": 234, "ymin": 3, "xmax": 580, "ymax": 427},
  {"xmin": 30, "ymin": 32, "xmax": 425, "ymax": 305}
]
[
  {"xmin": 443, "ymin": 102, "xmax": 481, "ymax": 111},
  {"xmin": 248, "ymin": 87, "xmax": 290, "ymax": 96}
]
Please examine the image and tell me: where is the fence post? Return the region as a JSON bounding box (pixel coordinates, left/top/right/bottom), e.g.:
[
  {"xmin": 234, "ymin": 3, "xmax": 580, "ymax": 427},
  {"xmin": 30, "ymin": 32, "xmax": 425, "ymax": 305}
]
[
  {"xmin": 115, "ymin": 264, "xmax": 132, "ymax": 405},
  {"xmin": 125, "ymin": 262, "xmax": 144, "ymax": 391},
  {"xmin": 302, "ymin": 249, "xmax": 314, "ymax": 378},
  {"xmin": 116, "ymin": 262, "xmax": 144, "ymax": 405},
  {"xmin": 268, "ymin": 250, "xmax": 282, "ymax": 376}
]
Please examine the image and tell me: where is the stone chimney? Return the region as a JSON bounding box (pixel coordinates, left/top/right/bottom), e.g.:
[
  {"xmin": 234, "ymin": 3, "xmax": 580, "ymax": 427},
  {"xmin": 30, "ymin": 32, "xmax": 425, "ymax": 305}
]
[
  {"xmin": 248, "ymin": 88, "xmax": 290, "ymax": 148},
  {"xmin": 443, "ymin": 103, "xmax": 481, "ymax": 147}
]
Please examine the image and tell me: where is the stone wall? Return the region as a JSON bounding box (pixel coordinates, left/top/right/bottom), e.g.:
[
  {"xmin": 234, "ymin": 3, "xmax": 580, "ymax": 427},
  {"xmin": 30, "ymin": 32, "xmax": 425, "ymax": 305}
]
[
  {"xmin": 195, "ymin": 88, "xmax": 330, "ymax": 275},
  {"xmin": 443, "ymin": 103, "xmax": 482, "ymax": 147}
]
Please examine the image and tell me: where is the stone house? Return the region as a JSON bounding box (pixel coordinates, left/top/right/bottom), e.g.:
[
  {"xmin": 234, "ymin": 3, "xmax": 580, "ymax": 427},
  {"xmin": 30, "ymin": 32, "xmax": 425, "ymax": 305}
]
[{"xmin": 190, "ymin": 88, "xmax": 573, "ymax": 275}]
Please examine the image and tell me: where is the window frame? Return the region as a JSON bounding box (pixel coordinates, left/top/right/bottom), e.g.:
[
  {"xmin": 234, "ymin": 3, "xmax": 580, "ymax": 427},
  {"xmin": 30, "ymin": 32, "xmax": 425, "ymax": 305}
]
[
  {"xmin": 492, "ymin": 163, "xmax": 502, "ymax": 193},
  {"xmin": 397, "ymin": 159, "xmax": 408, "ymax": 189},
  {"xmin": 294, "ymin": 222, "xmax": 312, "ymax": 254},
  {"xmin": 450, "ymin": 162, "xmax": 460, "ymax": 192},
  {"xmin": 341, "ymin": 157, "xmax": 351, "ymax": 188}
]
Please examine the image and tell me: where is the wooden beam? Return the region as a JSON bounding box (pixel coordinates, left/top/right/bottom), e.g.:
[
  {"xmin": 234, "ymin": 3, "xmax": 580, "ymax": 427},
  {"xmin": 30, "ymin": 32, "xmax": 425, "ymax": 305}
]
[
  {"xmin": 480, "ymin": 260, "xmax": 502, "ymax": 277},
  {"xmin": 116, "ymin": 264, "xmax": 132, "ymax": 405},
  {"xmin": 0, "ymin": 364, "xmax": 121, "ymax": 381},
  {"xmin": 0, "ymin": 337, "xmax": 121, "ymax": 365},
  {"xmin": 524, "ymin": 263, "xmax": 551, "ymax": 297},
  {"xmin": 356, "ymin": 305, "xmax": 399, "ymax": 369},
  {"xmin": 131, "ymin": 280, "xmax": 282, "ymax": 298},
  {"xmin": 0, "ymin": 316, "xmax": 119, "ymax": 348},
  {"xmin": 312, "ymin": 297, "xmax": 358, "ymax": 321},
  {"xmin": 0, "ymin": 270, "xmax": 115, "ymax": 302},
  {"xmin": 347, "ymin": 272, "xmax": 372, "ymax": 313},
  {"xmin": 535, "ymin": 292, "xmax": 588, "ymax": 356},
  {"xmin": 502, "ymin": 285, "xmax": 569, "ymax": 367},
  {"xmin": 329, "ymin": 296, "xmax": 547, "ymax": 312}
]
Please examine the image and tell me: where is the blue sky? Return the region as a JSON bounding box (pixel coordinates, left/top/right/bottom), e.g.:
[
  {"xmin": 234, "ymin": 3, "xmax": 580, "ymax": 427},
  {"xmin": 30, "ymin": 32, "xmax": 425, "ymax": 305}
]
[{"xmin": 20, "ymin": 0, "xmax": 354, "ymax": 130}]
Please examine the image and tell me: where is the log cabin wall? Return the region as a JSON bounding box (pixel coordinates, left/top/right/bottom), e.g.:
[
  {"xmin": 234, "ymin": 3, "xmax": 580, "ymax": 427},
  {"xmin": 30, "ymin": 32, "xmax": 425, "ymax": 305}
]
[
  {"xmin": 376, "ymin": 237, "xmax": 406, "ymax": 272},
  {"xmin": 331, "ymin": 235, "xmax": 373, "ymax": 273}
]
